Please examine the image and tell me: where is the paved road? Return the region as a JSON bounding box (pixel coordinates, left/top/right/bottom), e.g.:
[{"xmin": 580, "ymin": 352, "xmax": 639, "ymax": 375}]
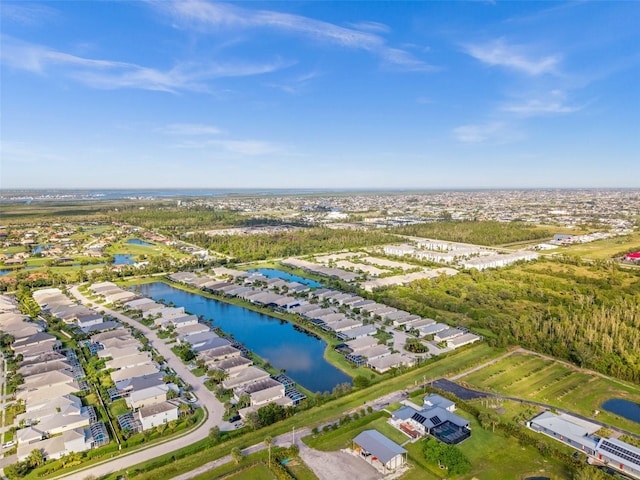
[{"xmin": 55, "ymin": 285, "xmax": 228, "ymax": 480}]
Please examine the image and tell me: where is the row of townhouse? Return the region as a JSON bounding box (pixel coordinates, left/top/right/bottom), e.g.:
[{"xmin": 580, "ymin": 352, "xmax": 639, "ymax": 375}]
[
  {"xmin": 383, "ymin": 243, "xmax": 538, "ymax": 271},
  {"xmin": 86, "ymin": 283, "xmax": 182, "ymax": 433},
  {"xmin": 1, "ymin": 293, "xmax": 110, "ymax": 462},
  {"xmin": 149, "ymin": 275, "xmax": 301, "ymax": 416}
]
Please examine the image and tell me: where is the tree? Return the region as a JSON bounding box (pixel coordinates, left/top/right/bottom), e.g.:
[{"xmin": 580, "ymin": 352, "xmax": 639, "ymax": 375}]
[
  {"xmin": 353, "ymin": 375, "xmax": 371, "ymax": 389},
  {"xmin": 264, "ymin": 436, "xmax": 273, "ymax": 467},
  {"xmin": 257, "ymin": 403, "xmax": 285, "ymax": 427},
  {"xmin": 230, "ymin": 447, "xmax": 243, "ymax": 465},
  {"xmin": 178, "ymin": 402, "xmax": 192, "ymax": 416},
  {"xmin": 27, "ymin": 448, "xmax": 45, "ymax": 468},
  {"xmin": 422, "ymin": 438, "xmax": 470, "ymax": 475},
  {"xmin": 209, "ymin": 426, "xmax": 221, "ymax": 445}
]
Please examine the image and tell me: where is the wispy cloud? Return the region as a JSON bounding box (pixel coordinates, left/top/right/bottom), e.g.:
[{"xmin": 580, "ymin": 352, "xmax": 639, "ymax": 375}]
[
  {"xmin": 163, "ymin": 121, "xmax": 284, "ymax": 155},
  {"xmin": 464, "ymin": 38, "xmax": 561, "ymax": 75},
  {"xmin": 346, "ymin": 21, "xmax": 391, "ymax": 34},
  {"xmin": 161, "ymin": 123, "xmax": 224, "ymax": 135},
  {"xmin": 0, "ymin": 36, "xmax": 287, "ymax": 92},
  {"xmin": 453, "ymin": 121, "xmax": 524, "ymax": 144},
  {"xmin": 268, "ymin": 71, "xmax": 322, "ymax": 95},
  {"xmin": 153, "ymin": 0, "xmax": 435, "ymax": 71},
  {"xmin": 175, "ymin": 138, "xmax": 284, "ymax": 155},
  {"xmin": 501, "ymin": 90, "xmax": 583, "ymax": 117},
  {"xmin": 0, "ymin": 3, "xmax": 59, "ymax": 26}
]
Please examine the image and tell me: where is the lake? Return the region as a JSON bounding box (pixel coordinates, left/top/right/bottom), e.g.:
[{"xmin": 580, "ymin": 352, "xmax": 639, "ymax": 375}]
[
  {"xmin": 126, "ymin": 239, "xmax": 154, "ymax": 246},
  {"xmin": 134, "ymin": 282, "xmax": 351, "ymax": 393},
  {"xmin": 114, "ymin": 254, "xmax": 135, "ymax": 265},
  {"xmin": 249, "ymin": 268, "xmax": 323, "ymax": 288},
  {"xmin": 601, "ymin": 398, "xmax": 640, "ymax": 424}
]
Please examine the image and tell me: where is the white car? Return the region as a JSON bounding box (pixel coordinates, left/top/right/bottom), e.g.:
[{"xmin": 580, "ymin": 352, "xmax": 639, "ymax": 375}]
[{"xmin": 2, "ymin": 441, "xmax": 15, "ymax": 449}]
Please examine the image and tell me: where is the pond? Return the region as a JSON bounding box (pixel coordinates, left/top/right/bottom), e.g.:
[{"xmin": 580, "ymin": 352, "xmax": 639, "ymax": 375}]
[
  {"xmin": 249, "ymin": 268, "xmax": 323, "ymax": 288},
  {"xmin": 601, "ymin": 398, "xmax": 640, "ymax": 424},
  {"xmin": 32, "ymin": 245, "xmax": 51, "ymax": 254},
  {"xmin": 134, "ymin": 282, "xmax": 351, "ymax": 393},
  {"xmin": 113, "ymin": 254, "xmax": 135, "ymax": 265},
  {"xmin": 126, "ymin": 239, "xmax": 154, "ymax": 246}
]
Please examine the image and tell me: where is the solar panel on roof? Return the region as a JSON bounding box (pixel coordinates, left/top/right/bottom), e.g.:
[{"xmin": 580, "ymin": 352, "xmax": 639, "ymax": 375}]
[
  {"xmin": 599, "ymin": 440, "xmax": 640, "ymax": 466},
  {"xmin": 412, "ymin": 413, "xmax": 427, "ymax": 424},
  {"xmin": 429, "ymin": 415, "xmax": 442, "ymax": 425}
]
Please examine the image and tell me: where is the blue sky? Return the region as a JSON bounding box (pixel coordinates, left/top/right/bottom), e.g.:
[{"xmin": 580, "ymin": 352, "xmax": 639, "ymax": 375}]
[{"xmin": 1, "ymin": 1, "xmax": 638, "ymax": 189}]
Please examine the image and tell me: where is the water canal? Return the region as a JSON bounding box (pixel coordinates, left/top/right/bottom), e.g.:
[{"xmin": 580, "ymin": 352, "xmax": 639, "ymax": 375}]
[
  {"xmin": 134, "ymin": 282, "xmax": 351, "ymax": 393},
  {"xmin": 248, "ymin": 268, "xmax": 323, "ymax": 288}
]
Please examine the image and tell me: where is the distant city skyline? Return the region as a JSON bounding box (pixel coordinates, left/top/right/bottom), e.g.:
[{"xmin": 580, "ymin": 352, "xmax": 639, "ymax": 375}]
[{"xmin": 1, "ymin": 1, "xmax": 638, "ymax": 189}]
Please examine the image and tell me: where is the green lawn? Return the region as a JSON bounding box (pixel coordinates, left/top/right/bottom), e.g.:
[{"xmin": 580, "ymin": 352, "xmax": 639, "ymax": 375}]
[
  {"xmin": 284, "ymin": 458, "xmax": 318, "ymax": 480},
  {"xmin": 303, "ymin": 412, "xmax": 409, "ymax": 451},
  {"xmin": 200, "ymin": 463, "xmax": 274, "ymax": 480},
  {"xmin": 552, "ymin": 232, "xmax": 640, "ymax": 260},
  {"xmin": 459, "ymin": 352, "xmax": 640, "ymax": 433},
  {"xmin": 455, "ymin": 411, "xmax": 571, "ymax": 480}
]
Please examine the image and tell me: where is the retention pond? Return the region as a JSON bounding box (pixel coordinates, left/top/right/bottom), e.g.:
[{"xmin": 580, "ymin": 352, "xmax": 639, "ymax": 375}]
[{"xmin": 134, "ymin": 282, "xmax": 351, "ymax": 393}]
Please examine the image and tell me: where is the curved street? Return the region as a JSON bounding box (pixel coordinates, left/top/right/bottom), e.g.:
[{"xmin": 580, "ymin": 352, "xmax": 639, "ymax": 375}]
[{"xmin": 55, "ymin": 285, "xmax": 227, "ymax": 480}]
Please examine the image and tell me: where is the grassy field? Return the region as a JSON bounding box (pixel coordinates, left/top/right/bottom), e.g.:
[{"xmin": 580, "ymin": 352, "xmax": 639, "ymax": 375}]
[
  {"xmin": 305, "ymin": 403, "xmax": 571, "ymax": 480},
  {"xmin": 549, "ymin": 232, "xmax": 640, "ymax": 260},
  {"xmin": 303, "ymin": 412, "xmax": 406, "ymax": 451},
  {"xmin": 458, "ymin": 352, "xmax": 640, "ymax": 433}
]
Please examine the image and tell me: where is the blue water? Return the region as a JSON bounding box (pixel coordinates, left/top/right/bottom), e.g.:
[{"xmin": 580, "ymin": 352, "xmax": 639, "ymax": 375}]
[
  {"xmin": 134, "ymin": 282, "xmax": 351, "ymax": 393},
  {"xmin": 602, "ymin": 399, "xmax": 640, "ymax": 424},
  {"xmin": 32, "ymin": 245, "xmax": 51, "ymax": 254},
  {"xmin": 0, "ymin": 270, "xmax": 10, "ymax": 276},
  {"xmin": 113, "ymin": 254, "xmax": 135, "ymax": 265},
  {"xmin": 127, "ymin": 239, "xmax": 154, "ymax": 246},
  {"xmin": 249, "ymin": 268, "xmax": 323, "ymax": 288}
]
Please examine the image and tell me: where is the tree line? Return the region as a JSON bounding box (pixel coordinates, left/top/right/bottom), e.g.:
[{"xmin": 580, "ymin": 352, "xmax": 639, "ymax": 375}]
[
  {"xmin": 188, "ymin": 227, "xmax": 398, "ymax": 262},
  {"xmin": 372, "ymin": 257, "xmax": 640, "ymax": 383},
  {"xmin": 391, "ymin": 220, "xmax": 553, "ymax": 246}
]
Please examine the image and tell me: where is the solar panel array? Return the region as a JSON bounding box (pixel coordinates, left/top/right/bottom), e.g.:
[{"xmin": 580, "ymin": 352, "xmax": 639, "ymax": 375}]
[
  {"xmin": 599, "ymin": 440, "xmax": 640, "ymax": 467},
  {"xmin": 412, "ymin": 413, "xmax": 427, "ymax": 424},
  {"xmin": 429, "ymin": 415, "xmax": 442, "ymax": 426}
]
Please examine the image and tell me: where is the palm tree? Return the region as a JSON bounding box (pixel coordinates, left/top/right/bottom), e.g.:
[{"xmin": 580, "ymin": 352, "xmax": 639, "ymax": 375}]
[
  {"xmin": 264, "ymin": 436, "xmax": 273, "ymax": 467},
  {"xmin": 178, "ymin": 402, "xmax": 192, "ymax": 416}
]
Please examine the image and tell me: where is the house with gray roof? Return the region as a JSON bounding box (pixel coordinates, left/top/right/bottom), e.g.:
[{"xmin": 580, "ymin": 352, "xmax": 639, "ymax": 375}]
[{"xmin": 390, "ymin": 397, "xmax": 470, "ymax": 444}]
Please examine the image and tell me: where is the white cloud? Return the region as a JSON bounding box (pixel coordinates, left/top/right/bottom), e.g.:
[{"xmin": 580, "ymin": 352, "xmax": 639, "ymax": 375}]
[
  {"xmin": 268, "ymin": 70, "xmax": 322, "ymax": 95},
  {"xmin": 347, "ymin": 21, "xmax": 391, "ymax": 34},
  {"xmin": 154, "ymin": 0, "xmax": 435, "ymax": 71},
  {"xmin": 213, "ymin": 139, "xmax": 282, "ymax": 156},
  {"xmin": 0, "ymin": 36, "xmax": 287, "ymax": 92},
  {"xmin": 502, "ymin": 99, "xmax": 580, "ymax": 116},
  {"xmin": 0, "ymin": 3, "xmax": 59, "ymax": 26},
  {"xmin": 464, "ymin": 38, "xmax": 561, "ymax": 75},
  {"xmin": 161, "ymin": 123, "xmax": 224, "ymax": 135},
  {"xmin": 175, "ymin": 138, "xmax": 284, "ymax": 156},
  {"xmin": 502, "ymin": 90, "xmax": 582, "ymax": 116},
  {"xmin": 453, "ymin": 122, "xmax": 523, "ymax": 144}
]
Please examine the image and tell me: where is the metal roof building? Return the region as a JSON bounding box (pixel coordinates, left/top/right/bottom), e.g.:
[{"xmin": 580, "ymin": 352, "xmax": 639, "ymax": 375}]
[{"xmin": 352, "ymin": 429, "xmax": 407, "ymax": 473}]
